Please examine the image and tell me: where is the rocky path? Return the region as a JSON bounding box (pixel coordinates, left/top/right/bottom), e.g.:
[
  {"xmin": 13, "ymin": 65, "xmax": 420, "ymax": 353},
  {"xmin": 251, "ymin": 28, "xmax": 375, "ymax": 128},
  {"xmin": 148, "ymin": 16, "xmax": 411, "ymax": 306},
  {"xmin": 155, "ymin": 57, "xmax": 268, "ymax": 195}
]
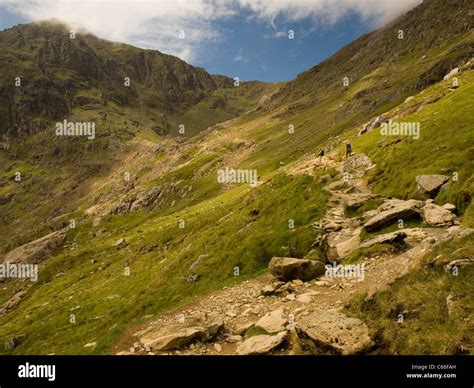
[{"xmin": 109, "ymin": 152, "xmax": 471, "ymax": 355}]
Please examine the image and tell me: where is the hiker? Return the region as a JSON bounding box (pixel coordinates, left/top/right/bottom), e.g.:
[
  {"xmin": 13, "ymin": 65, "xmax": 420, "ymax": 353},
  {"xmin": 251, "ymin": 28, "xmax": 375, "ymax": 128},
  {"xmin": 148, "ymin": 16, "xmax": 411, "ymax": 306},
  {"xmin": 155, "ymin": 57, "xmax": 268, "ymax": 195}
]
[{"xmin": 345, "ymin": 143, "xmax": 352, "ymax": 159}]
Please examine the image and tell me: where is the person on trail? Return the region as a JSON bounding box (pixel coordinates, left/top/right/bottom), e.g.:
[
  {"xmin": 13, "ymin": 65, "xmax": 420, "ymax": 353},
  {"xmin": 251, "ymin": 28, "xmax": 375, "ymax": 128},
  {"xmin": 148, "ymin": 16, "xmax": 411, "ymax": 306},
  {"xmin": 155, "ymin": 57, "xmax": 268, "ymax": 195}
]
[{"xmin": 345, "ymin": 143, "xmax": 352, "ymax": 159}]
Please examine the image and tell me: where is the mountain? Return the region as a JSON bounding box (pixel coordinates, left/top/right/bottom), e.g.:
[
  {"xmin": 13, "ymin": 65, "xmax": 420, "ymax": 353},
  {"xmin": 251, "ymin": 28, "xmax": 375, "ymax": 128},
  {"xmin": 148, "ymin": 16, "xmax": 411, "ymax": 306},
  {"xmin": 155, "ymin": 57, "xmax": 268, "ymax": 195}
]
[
  {"xmin": 0, "ymin": 0, "xmax": 472, "ymax": 355},
  {"xmin": 0, "ymin": 20, "xmax": 267, "ymax": 139}
]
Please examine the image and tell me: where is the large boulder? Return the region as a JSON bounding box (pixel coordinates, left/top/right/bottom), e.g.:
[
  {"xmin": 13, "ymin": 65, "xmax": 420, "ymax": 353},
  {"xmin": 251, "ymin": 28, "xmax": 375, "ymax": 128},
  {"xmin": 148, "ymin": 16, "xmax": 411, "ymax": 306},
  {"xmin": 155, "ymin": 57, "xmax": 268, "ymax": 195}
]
[
  {"xmin": 324, "ymin": 228, "xmax": 361, "ymax": 261},
  {"xmin": 236, "ymin": 332, "xmax": 287, "ymax": 355},
  {"xmin": 364, "ymin": 199, "xmax": 421, "ymax": 232},
  {"xmin": 359, "ymin": 231, "xmax": 407, "ymax": 249},
  {"xmin": 421, "ymin": 203, "xmax": 456, "ymax": 226},
  {"xmin": 296, "ymin": 309, "xmax": 372, "ymax": 355},
  {"xmin": 1, "ymin": 230, "xmax": 67, "ymax": 265},
  {"xmin": 416, "ymin": 175, "xmax": 449, "ymax": 197},
  {"xmin": 268, "ymin": 257, "xmax": 325, "ymax": 282},
  {"xmin": 138, "ymin": 312, "xmax": 223, "ymax": 351}
]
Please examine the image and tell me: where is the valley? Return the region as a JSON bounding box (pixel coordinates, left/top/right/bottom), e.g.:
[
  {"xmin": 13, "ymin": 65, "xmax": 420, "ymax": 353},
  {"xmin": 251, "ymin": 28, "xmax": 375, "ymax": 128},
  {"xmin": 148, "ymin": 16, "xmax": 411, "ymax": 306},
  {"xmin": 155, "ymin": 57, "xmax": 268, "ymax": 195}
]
[{"xmin": 0, "ymin": 0, "xmax": 472, "ymax": 356}]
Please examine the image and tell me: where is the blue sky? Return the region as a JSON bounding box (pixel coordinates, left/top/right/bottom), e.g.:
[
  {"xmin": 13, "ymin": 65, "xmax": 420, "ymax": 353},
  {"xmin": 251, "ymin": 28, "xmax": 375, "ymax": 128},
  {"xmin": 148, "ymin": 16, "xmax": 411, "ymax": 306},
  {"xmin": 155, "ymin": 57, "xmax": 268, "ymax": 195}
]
[
  {"xmin": 202, "ymin": 11, "xmax": 371, "ymax": 82},
  {"xmin": 0, "ymin": 0, "xmax": 420, "ymax": 82}
]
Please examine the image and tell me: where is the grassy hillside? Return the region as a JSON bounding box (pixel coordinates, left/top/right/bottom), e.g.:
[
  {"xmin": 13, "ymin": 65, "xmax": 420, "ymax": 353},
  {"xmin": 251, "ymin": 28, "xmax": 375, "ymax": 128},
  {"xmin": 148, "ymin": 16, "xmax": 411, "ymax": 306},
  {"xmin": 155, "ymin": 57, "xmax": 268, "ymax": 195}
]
[
  {"xmin": 352, "ymin": 65, "xmax": 474, "ymax": 227},
  {"xmin": 0, "ymin": 0, "xmax": 473, "ymax": 355},
  {"xmin": 347, "ymin": 234, "xmax": 474, "ymax": 355},
  {"xmin": 0, "ymin": 171, "xmax": 329, "ymax": 354}
]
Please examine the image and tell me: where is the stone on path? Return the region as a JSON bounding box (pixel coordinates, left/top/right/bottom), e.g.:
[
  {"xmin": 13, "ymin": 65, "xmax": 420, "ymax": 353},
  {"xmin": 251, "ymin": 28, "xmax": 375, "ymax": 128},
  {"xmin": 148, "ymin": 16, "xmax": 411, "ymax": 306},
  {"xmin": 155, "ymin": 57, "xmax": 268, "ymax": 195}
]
[
  {"xmin": 421, "ymin": 203, "xmax": 456, "ymax": 226},
  {"xmin": 255, "ymin": 309, "xmax": 287, "ymax": 333},
  {"xmin": 296, "ymin": 309, "xmax": 372, "ymax": 355},
  {"xmin": 268, "ymin": 257, "xmax": 325, "ymax": 282},
  {"xmin": 236, "ymin": 332, "xmax": 287, "ymax": 355},
  {"xmin": 364, "ymin": 199, "xmax": 421, "ymax": 232}
]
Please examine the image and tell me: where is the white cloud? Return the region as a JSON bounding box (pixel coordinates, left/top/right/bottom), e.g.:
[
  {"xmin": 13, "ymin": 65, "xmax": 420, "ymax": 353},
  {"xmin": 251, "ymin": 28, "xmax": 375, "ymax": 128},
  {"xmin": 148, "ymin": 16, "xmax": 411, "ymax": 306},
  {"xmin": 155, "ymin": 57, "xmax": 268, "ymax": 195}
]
[
  {"xmin": 235, "ymin": 0, "xmax": 421, "ymax": 26},
  {"xmin": 0, "ymin": 0, "xmax": 421, "ymax": 63},
  {"xmin": 0, "ymin": 0, "xmax": 231, "ymax": 63},
  {"xmin": 233, "ymin": 47, "xmax": 248, "ymax": 63}
]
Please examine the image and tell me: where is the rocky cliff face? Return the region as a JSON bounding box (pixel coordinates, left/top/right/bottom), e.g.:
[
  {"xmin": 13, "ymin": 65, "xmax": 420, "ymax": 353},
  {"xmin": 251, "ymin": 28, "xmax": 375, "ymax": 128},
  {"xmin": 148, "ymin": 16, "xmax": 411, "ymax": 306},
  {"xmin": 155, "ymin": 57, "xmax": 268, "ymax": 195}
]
[{"xmin": 0, "ymin": 21, "xmax": 233, "ymax": 137}]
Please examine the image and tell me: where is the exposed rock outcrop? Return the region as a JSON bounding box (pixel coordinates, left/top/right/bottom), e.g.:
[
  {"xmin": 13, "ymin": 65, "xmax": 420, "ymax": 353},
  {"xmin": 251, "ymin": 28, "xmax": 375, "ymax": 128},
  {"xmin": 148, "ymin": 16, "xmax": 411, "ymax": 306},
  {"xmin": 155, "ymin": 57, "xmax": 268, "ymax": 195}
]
[{"xmin": 1, "ymin": 230, "xmax": 67, "ymax": 265}]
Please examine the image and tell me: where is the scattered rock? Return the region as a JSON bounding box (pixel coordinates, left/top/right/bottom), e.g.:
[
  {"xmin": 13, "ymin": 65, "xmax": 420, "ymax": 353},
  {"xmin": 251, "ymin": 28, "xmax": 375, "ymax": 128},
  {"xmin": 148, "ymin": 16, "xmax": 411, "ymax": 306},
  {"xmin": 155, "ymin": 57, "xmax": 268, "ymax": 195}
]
[
  {"xmin": 296, "ymin": 309, "xmax": 372, "ymax": 355},
  {"xmin": 256, "ymin": 309, "xmax": 287, "ymax": 333},
  {"xmin": 236, "ymin": 332, "xmax": 287, "ymax": 355},
  {"xmin": 114, "ymin": 238, "xmax": 125, "ymax": 246},
  {"xmin": 359, "ymin": 231, "xmax": 407, "ymax": 249},
  {"xmin": 343, "ymin": 154, "xmax": 375, "ymax": 178},
  {"xmin": 139, "ymin": 313, "xmax": 223, "ymax": 351},
  {"xmin": 341, "ymin": 193, "xmax": 377, "ymax": 209},
  {"xmin": 324, "ymin": 228, "xmax": 361, "ymax": 261},
  {"xmin": 186, "ymin": 273, "xmax": 201, "ymax": 283},
  {"xmin": 274, "ymin": 282, "xmax": 295, "ymax": 295},
  {"xmin": 4, "ymin": 334, "xmax": 26, "ymax": 350},
  {"xmin": 234, "ymin": 322, "xmax": 254, "ymax": 336},
  {"xmin": 260, "ymin": 284, "xmax": 275, "ymax": 296},
  {"xmin": 421, "ymin": 203, "xmax": 456, "ymax": 226},
  {"xmin": 443, "ymin": 68, "xmax": 459, "ymax": 80},
  {"xmin": 268, "ymin": 257, "xmax": 325, "ymax": 282},
  {"xmin": 364, "ymin": 199, "xmax": 421, "ymax": 232},
  {"xmin": 447, "ymin": 226, "xmax": 474, "ymax": 239},
  {"xmin": 242, "ymin": 307, "xmax": 260, "ymax": 316},
  {"xmin": 0, "ymin": 290, "xmax": 27, "ymax": 315},
  {"xmin": 285, "ymin": 293, "xmax": 296, "ymax": 301},
  {"xmin": 314, "ymin": 280, "xmax": 330, "ymax": 287},
  {"xmin": 442, "ymin": 203, "xmax": 456, "ymax": 211},
  {"xmin": 296, "ymin": 293, "xmax": 313, "ymax": 304},
  {"xmin": 225, "ymin": 335, "xmax": 243, "ymax": 343},
  {"xmin": 213, "ymin": 343, "xmax": 223, "ymax": 353},
  {"xmin": 84, "ymin": 342, "xmax": 97, "ymax": 348},
  {"xmin": 416, "ymin": 175, "xmax": 450, "ymax": 197}
]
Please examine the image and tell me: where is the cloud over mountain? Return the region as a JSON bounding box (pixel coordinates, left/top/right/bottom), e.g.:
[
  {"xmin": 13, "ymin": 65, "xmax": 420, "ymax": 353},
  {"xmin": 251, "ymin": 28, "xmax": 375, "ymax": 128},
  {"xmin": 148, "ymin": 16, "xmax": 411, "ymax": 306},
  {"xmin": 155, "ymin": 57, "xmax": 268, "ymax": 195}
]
[{"xmin": 0, "ymin": 0, "xmax": 421, "ymax": 63}]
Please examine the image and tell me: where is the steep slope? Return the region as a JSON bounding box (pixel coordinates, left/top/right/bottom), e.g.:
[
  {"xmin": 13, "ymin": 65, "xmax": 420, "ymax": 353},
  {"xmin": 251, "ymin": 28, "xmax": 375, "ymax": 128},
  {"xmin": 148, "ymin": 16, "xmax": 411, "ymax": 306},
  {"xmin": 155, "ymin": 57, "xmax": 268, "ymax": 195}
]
[
  {"xmin": 0, "ymin": 20, "xmax": 234, "ymax": 138},
  {"xmin": 0, "ymin": 21, "xmax": 274, "ymax": 251},
  {"xmin": 0, "ymin": 0, "xmax": 472, "ymax": 355}
]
